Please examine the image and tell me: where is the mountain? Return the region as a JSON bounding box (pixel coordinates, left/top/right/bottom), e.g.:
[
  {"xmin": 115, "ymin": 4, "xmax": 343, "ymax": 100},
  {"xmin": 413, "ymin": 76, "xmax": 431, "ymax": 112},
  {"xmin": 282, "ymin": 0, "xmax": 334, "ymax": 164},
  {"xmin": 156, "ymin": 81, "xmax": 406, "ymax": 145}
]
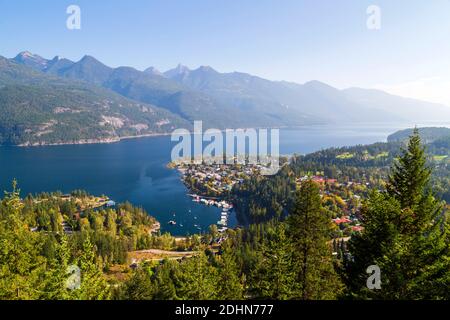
[
  {"xmin": 52, "ymin": 55, "xmax": 113, "ymax": 85},
  {"xmin": 8, "ymin": 51, "xmax": 450, "ymax": 143},
  {"xmin": 164, "ymin": 64, "xmax": 191, "ymax": 80},
  {"xmin": 45, "ymin": 56, "xmax": 75, "ymax": 74},
  {"xmin": 342, "ymin": 87, "xmax": 450, "ymax": 122},
  {"xmin": 0, "ymin": 56, "xmax": 189, "ymax": 145},
  {"xmin": 144, "ymin": 67, "xmax": 163, "ymax": 77},
  {"xmin": 164, "ymin": 67, "xmax": 397, "ymax": 123},
  {"xmin": 13, "ymin": 51, "xmax": 49, "ymax": 71},
  {"xmin": 41, "ymin": 57, "xmax": 304, "ymax": 128},
  {"xmin": 165, "ymin": 64, "xmax": 450, "ymax": 124}
]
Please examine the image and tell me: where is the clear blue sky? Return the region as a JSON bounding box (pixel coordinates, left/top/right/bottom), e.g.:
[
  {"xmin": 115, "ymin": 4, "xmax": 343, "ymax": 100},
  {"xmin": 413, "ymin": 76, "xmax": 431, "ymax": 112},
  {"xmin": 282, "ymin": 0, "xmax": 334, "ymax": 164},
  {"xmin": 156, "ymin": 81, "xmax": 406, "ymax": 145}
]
[{"xmin": 1, "ymin": 0, "xmax": 450, "ymax": 105}]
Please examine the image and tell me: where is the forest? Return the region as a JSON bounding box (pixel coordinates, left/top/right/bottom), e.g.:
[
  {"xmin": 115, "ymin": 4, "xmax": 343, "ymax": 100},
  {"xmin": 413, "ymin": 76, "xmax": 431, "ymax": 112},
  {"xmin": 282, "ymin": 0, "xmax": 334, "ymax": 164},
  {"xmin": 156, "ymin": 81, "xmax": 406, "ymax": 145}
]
[{"xmin": 0, "ymin": 130, "xmax": 449, "ymax": 300}]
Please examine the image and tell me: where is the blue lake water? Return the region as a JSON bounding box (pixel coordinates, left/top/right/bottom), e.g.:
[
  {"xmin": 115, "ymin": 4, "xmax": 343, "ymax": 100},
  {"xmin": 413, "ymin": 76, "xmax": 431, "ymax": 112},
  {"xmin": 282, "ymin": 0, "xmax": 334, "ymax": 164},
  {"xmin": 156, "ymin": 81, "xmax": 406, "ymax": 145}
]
[{"xmin": 0, "ymin": 123, "xmax": 448, "ymax": 235}]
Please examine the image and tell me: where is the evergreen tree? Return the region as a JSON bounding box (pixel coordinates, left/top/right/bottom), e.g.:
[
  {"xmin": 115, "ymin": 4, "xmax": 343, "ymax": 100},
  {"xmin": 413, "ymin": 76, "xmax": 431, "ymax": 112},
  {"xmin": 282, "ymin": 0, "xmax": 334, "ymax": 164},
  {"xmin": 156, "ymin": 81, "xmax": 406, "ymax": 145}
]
[
  {"xmin": 73, "ymin": 236, "xmax": 111, "ymax": 300},
  {"xmin": 346, "ymin": 130, "xmax": 450, "ymax": 299},
  {"xmin": 40, "ymin": 235, "xmax": 73, "ymax": 300},
  {"xmin": 387, "ymin": 128, "xmax": 431, "ymax": 210},
  {"xmin": 252, "ymin": 224, "xmax": 296, "ymax": 299},
  {"xmin": 152, "ymin": 259, "xmax": 179, "ymax": 300},
  {"xmin": 177, "ymin": 252, "xmax": 219, "ymax": 300},
  {"xmin": 121, "ymin": 263, "xmax": 154, "ymax": 300},
  {"xmin": 287, "ymin": 180, "xmax": 343, "ymax": 300},
  {"xmin": 217, "ymin": 244, "xmax": 245, "ymax": 299},
  {"xmin": 0, "ymin": 181, "xmax": 45, "ymax": 300}
]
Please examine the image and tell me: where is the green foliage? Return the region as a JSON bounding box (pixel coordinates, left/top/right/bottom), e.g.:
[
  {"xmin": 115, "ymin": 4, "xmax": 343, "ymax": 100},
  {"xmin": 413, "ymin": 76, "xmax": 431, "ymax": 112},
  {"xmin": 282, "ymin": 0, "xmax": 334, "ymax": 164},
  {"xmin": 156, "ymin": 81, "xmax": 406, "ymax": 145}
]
[
  {"xmin": 287, "ymin": 181, "xmax": 343, "ymax": 299},
  {"xmin": 346, "ymin": 130, "xmax": 450, "ymax": 299},
  {"xmin": 251, "ymin": 224, "xmax": 296, "ymax": 299},
  {"xmin": 2, "ymin": 129, "xmax": 450, "ymax": 301},
  {"xmin": 73, "ymin": 236, "xmax": 111, "ymax": 300}
]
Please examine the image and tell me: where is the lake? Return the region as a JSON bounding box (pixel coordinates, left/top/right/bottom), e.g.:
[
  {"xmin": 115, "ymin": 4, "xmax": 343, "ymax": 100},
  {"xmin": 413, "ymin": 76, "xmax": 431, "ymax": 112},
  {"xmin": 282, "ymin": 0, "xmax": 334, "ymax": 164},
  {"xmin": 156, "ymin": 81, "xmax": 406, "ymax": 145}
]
[{"xmin": 1, "ymin": 123, "xmax": 448, "ymax": 235}]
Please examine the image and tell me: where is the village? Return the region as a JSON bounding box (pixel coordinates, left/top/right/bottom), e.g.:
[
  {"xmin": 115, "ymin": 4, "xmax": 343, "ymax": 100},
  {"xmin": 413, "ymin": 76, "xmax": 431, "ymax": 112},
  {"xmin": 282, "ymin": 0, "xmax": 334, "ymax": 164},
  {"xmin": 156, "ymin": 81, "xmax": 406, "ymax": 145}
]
[
  {"xmin": 169, "ymin": 159, "xmax": 271, "ymax": 232},
  {"xmin": 170, "ymin": 158, "xmax": 367, "ymax": 238},
  {"xmin": 296, "ymin": 175, "xmax": 367, "ymax": 236},
  {"xmin": 170, "ymin": 160, "xmax": 265, "ymax": 195}
]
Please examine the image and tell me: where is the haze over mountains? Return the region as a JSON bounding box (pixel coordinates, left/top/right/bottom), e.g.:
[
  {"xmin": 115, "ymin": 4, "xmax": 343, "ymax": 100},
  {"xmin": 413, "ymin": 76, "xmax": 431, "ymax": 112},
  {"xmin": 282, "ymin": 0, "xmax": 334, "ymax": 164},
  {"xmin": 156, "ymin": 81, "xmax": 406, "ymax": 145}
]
[{"xmin": 1, "ymin": 50, "xmax": 449, "ymax": 145}]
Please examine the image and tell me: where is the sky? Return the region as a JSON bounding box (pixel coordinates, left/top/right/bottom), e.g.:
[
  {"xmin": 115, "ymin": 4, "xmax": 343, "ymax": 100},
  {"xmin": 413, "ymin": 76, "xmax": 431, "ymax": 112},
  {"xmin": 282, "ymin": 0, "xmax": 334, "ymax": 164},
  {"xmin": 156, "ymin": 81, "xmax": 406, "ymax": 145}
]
[{"xmin": 1, "ymin": 0, "xmax": 450, "ymax": 105}]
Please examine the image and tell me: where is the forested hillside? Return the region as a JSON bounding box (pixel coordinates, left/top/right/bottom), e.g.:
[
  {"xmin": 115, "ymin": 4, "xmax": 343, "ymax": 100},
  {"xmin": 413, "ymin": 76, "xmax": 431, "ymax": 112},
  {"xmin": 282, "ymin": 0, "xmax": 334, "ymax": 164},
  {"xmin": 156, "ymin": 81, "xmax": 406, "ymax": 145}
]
[
  {"xmin": 0, "ymin": 56, "xmax": 188, "ymax": 145},
  {"xmin": 233, "ymin": 129, "xmax": 450, "ymax": 224}
]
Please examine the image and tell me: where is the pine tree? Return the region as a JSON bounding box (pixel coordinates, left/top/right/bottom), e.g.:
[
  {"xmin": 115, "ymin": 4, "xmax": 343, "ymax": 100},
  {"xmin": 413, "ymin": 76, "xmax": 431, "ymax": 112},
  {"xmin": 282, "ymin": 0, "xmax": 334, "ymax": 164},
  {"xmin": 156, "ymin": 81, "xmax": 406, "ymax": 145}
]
[
  {"xmin": 347, "ymin": 130, "xmax": 450, "ymax": 299},
  {"xmin": 177, "ymin": 252, "xmax": 219, "ymax": 300},
  {"xmin": 73, "ymin": 236, "xmax": 111, "ymax": 300},
  {"xmin": 252, "ymin": 224, "xmax": 296, "ymax": 299},
  {"xmin": 0, "ymin": 181, "xmax": 46, "ymax": 300},
  {"xmin": 387, "ymin": 128, "xmax": 431, "ymax": 209},
  {"xmin": 287, "ymin": 180, "xmax": 343, "ymax": 300},
  {"xmin": 40, "ymin": 235, "xmax": 73, "ymax": 300},
  {"xmin": 153, "ymin": 259, "xmax": 179, "ymax": 300},
  {"xmin": 217, "ymin": 244, "xmax": 245, "ymax": 300},
  {"xmin": 121, "ymin": 264, "xmax": 154, "ymax": 300}
]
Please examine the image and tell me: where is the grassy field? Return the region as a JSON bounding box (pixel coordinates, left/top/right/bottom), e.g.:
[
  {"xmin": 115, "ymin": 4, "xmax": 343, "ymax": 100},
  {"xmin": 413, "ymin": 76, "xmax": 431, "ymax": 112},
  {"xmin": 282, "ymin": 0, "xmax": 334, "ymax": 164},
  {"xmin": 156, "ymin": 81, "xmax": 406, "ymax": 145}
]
[
  {"xmin": 433, "ymin": 155, "xmax": 448, "ymax": 162},
  {"xmin": 376, "ymin": 152, "xmax": 389, "ymax": 158},
  {"xmin": 336, "ymin": 152, "xmax": 355, "ymax": 160}
]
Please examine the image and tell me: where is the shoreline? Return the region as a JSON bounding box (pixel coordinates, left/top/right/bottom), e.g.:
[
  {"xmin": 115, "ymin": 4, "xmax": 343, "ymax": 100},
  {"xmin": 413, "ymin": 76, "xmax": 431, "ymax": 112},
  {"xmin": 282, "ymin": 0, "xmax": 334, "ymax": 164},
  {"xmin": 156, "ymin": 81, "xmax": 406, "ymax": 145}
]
[
  {"xmin": 3, "ymin": 122, "xmax": 435, "ymax": 148},
  {"xmin": 10, "ymin": 132, "xmax": 173, "ymax": 148},
  {"xmin": 5, "ymin": 123, "xmax": 302, "ymax": 148}
]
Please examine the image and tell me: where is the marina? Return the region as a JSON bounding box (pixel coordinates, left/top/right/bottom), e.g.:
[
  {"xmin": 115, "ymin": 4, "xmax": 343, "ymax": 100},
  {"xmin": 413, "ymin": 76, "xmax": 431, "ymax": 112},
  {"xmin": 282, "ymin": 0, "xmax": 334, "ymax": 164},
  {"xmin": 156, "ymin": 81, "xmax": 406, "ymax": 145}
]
[
  {"xmin": 164, "ymin": 194, "xmax": 234, "ymax": 232},
  {"xmin": 189, "ymin": 194, "xmax": 233, "ymax": 231}
]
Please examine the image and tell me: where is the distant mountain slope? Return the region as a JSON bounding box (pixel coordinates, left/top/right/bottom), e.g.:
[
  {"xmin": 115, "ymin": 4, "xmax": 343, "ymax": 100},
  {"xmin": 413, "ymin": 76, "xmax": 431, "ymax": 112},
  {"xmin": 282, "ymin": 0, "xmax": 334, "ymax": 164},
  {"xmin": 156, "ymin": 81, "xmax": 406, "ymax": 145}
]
[
  {"xmin": 36, "ymin": 55, "xmax": 313, "ymax": 128},
  {"xmin": 342, "ymin": 87, "xmax": 450, "ymax": 122},
  {"xmin": 13, "ymin": 51, "xmax": 49, "ymax": 71},
  {"xmin": 164, "ymin": 65, "xmax": 447, "ymax": 124},
  {"xmin": 0, "ymin": 56, "xmax": 188, "ymax": 145},
  {"xmin": 388, "ymin": 127, "xmax": 450, "ymax": 143},
  {"xmin": 8, "ymin": 51, "xmax": 450, "ymax": 135}
]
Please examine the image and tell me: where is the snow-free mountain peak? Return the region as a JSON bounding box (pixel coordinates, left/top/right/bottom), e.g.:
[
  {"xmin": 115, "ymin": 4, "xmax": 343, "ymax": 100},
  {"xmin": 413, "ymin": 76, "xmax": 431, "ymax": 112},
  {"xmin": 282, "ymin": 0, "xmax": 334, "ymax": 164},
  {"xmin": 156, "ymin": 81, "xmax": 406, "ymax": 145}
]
[
  {"xmin": 13, "ymin": 51, "xmax": 49, "ymax": 71},
  {"xmin": 144, "ymin": 66, "xmax": 164, "ymax": 76},
  {"xmin": 164, "ymin": 64, "xmax": 191, "ymax": 78}
]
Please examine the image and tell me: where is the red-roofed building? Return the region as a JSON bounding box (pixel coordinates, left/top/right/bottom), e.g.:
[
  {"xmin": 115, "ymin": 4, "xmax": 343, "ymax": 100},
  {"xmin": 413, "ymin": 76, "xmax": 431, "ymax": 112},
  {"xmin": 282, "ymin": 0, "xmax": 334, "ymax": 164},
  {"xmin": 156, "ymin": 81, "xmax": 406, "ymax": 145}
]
[{"xmin": 333, "ymin": 216, "xmax": 351, "ymax": 225}]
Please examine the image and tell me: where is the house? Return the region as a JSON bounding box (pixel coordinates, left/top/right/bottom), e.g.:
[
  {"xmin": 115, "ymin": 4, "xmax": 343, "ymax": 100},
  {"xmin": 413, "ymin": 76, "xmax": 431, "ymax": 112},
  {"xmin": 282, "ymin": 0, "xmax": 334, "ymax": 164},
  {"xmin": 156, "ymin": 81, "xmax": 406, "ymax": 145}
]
[
  {"xmin": 333, "ymin": 216, "xmax": 352, "ymax": 225},
  {"xmin": 311, "ymin": 176, "xmax": 326, "ymax": 183}
]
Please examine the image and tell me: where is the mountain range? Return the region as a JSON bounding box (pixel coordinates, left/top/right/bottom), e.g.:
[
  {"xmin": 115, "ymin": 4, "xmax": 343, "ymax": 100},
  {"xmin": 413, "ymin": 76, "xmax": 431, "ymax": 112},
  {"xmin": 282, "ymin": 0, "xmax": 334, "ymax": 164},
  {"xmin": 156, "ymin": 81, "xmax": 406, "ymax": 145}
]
[{"xmin": 0, "ymin": 50, "xmax": 449, "ymax": 145}]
